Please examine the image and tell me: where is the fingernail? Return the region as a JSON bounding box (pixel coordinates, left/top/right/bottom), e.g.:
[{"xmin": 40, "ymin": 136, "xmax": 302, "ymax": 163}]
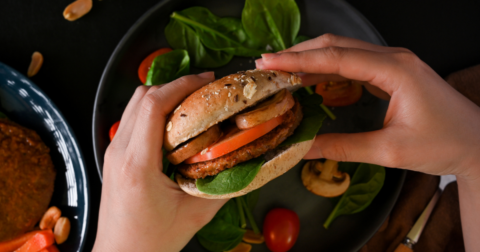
[
  {"xmin": 198, "ymin": 71, "xmax": 214, "ymax": 79},
  {"xmin": 261, "ymin": 53, "xmax": 280, "ymax": 61},
  {"xmin": 255, "ymin": 59, "xmax": 265, "ymax": 69}
]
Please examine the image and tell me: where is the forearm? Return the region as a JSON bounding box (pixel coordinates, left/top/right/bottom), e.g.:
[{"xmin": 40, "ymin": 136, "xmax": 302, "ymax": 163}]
[{"xmin": 457, "ymin": 172, "xmax": 480, "ymax": 251}]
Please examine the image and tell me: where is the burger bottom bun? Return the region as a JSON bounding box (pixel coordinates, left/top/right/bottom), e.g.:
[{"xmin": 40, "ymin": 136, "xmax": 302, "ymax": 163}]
[{"xmin": 176, "ymin": 138, "xmax": 315, "ymax": 199}]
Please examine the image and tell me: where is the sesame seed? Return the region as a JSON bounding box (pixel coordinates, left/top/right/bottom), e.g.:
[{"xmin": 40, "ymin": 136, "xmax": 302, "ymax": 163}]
[
  {"xmin": 166, "ymin": 121, "xmax": 172, "ymax": 131},
  {"xmin": 228, "ymin": 92, "xmax": 231, "ymax": 97},
  {"xmin": 201, "ymin": 148, "xmax": 208, "ymax": 155},
  {"xmin": 174, "ymin": 105, "xmax": 181, "ymax": 114}
]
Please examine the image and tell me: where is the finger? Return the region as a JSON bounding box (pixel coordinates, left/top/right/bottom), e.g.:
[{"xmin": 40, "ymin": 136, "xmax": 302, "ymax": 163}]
[
  {"xmin": 296, "ymin": 73, "xmax": 348, "ymax": 86},
  {"xmin": 283, "ymin": 33, "xmax": 408, "ymax": 54},
  {"xmin": 112, "ymin": 85, "xmax": 150, "ymax": 147},
  {"xmin": 296, "ymin": 73, "xmax": 391, "ymax": 100},
  {"xmin": 362, "ymin": 82, "xmax": 391, "ymax": 100},
  {"xmin": 124, "ymin": 72, "xmax": 215, "ymax": 174},
  {"xmin": 256, "ymin": 47, "xmax": 402, "ymax": 94},
  {"xmin": 112, "ymin": 84, "xmax": 166, "ymax": 150},
  {"xmin": 304, "ymin": 131, "xmax": 394, "ymax": 167}
]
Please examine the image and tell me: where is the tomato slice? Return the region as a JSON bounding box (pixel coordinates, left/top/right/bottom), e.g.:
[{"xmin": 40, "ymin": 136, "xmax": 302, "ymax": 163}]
[
  {"xmin": 138, "ymin": 48, "xmax": 173, "ymax": 84},
  {"xmin": 184, "ymin": 115, "xmax": 285, "ymax": 164},
  {"xmin": 263, "ymin": 208, "xmax": 300, "ymax": 252},
  {"xmin": 109, "ymin": 121, "xmax": 120, "ymax": 141},
  {"xmin": 315, "ymin": 80, "xmax": 363, "ymax": 107}
]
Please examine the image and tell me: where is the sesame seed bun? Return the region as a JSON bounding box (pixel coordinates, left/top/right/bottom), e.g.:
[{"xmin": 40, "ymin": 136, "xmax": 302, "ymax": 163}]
[{"xmin": 164, "ymin": 70, "xmax": 302, "ymax": 151}]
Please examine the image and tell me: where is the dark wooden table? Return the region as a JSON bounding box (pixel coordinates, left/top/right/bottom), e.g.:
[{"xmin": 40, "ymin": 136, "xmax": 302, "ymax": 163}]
[{"xmin": 1, "ymin": 0, "xmax": 479, "ymax": 250}]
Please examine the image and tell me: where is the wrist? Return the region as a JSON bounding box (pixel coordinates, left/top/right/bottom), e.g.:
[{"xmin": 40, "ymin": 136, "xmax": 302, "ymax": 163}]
[{"xmin": 455, "ymin": 154, "xmax": 480, "ymax": 183}]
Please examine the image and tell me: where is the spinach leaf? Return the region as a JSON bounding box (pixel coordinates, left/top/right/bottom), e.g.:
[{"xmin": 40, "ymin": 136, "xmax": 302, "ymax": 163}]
[
  {"xmin": 0, "ymin": 111, "xmax": 7, "ymax": 119},
  {"xmin": 242, "ymin": 0, "xmax": 300, "ymax": 52},
  {"xmin": 196, "ymin": 190, "xmax": 261, "ymax": 251},
  {"xmin": 145, "ymin": 49, "xmax": 190, "ymax": 86},
  {"xmin": 165, "ymin": 18, "xmax": 233, "ymax": 68},
  {"xmin": 293, "ymin": 35, "xmax": 311, "ymax": 45},
  {"xmin": 197, "ymin": 200, "xmax": 245, "ymax": 252},
  {"xmin": 196, "ymin": 157, "xmax": 265, "ymax": 195},
  {"xmin": 323, "ymin": 163, "xmax": 386, "ymax": 228},
  {"xmin": 171, "ymin": 7, "xmax": 266, "ymax": 57},
  {"xmin": 280, "ymin": 93, "xmax": 327, "ymax": 146}
]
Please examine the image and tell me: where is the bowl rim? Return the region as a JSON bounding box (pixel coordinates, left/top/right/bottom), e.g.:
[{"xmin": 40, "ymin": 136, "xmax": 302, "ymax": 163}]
[{"xmin": 0, "ymin": 61, "xmax": 91, "ymax": 252}]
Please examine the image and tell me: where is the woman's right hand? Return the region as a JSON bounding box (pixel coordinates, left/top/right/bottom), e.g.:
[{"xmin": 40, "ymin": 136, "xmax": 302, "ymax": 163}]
[
  {"xmin": 256, "ymin": 34, "xmax": 480, "ymax": 181},
  {"xmin": 256, "ymin": 35, "xmax": 480, "ymax": 251}
]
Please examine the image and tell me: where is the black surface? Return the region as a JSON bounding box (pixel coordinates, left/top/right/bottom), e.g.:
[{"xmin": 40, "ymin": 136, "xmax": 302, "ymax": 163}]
[
  {"xmin": 92, "ymin": 0, "xmax": 404, "ymax": 251},
  {"xmin": 0, "ymin": 63, "xmax": 89, "ymax": 252},
  {"xmin": 1, "ymin": 0, "xmax": 479, "ymax": 251}
]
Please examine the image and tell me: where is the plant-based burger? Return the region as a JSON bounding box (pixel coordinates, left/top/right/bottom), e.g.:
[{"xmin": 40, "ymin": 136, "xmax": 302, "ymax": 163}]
[{"xmin": 165, "ymin": 69, "xmax": 326, "ymax": 199}]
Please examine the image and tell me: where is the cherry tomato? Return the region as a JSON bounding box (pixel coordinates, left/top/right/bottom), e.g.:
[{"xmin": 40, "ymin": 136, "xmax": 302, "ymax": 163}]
[
  {"xmin": 109, "ymin": 121, "xmax": 120, "ymax": 141},
  {"xmin": 137, "ymin": 48, "xmax": 173, "ymax": 84},
  {"xmin": 184, "ymin": 114, "xmax": 285, "ymax": 164},
  {"xmin": 263, "ymin": 208, "xmax": 300, "ymax": 252},
  {"xmin": 315, "ymin": 80, "xmax": 363, "ymax": 106}
]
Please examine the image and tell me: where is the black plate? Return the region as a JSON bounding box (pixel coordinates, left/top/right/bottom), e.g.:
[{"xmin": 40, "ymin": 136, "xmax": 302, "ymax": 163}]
[
  {"xmin": 0, "ymin": 62, "xmax": 90, "ymax": 252},
  {"xmin": 93, "ymin": 0, "xmax": 406, "ymax": 251}
]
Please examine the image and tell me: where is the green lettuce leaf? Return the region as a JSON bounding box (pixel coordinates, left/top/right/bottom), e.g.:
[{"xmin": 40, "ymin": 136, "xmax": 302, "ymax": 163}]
[
  {"xmin": 242, "ymin": 0, "xmax": 300, "ymax": 51},
  {"xmin": 281, "ymin": 92, "xmax": 327, "ymax": 146},
  {"xmin": 165, "ymin": 17, "xmax": 233, "ymax": 68},
  {"xmin": 145, "ymin": 49, "xmax": 190, "ymax": 86},
  {"xmin": 196, "ymin": 157, "xmax": 265, "ymax": 195},
  {"xmin": 324, "ymin": 163, "xmax": 386, "ymax": 228},
  {"xmin": 197, "ymin": 200, "xmax": 246, "ymax": 252},
  {"xmin": 171, "ymin": 7, "xmax": 266, "ymax": 57}
]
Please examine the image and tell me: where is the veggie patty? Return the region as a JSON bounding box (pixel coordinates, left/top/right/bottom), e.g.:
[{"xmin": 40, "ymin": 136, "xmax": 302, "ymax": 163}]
[{"xmin": 178, "ymin": 101, "xmax": 302, "ymax": 179}]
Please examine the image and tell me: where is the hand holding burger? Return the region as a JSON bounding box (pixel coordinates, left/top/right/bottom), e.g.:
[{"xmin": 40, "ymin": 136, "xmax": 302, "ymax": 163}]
[
  {"xmin": 93, "ymin": 72, "xmax": 227, "ymax": 252},
  {"xmin": 166, "ymin": 69, "xmax": 318, "ymax": 199}
]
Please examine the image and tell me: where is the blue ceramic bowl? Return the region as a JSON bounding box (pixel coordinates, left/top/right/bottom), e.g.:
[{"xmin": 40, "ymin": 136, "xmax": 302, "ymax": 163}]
[{"xmin": 0, "ymin": 62, "xmax": 90, "ymax": 252}]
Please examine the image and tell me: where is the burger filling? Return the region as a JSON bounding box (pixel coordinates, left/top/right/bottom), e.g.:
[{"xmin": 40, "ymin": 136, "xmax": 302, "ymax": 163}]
[{"xmin": 176, "ymin": 100, "xmax": 302, "ymax": 179}]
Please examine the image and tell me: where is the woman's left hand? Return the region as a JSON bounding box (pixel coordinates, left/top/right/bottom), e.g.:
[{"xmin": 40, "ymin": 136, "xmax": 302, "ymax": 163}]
[{"xmin": 93, "ymin": 72, "xmax": 227, "ymax": 252}]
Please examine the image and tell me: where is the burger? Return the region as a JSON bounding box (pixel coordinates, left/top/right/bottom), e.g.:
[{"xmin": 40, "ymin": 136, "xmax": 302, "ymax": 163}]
[{"xmin": 164, "ymin": 69, "xmax": 325, "ymax": 199}]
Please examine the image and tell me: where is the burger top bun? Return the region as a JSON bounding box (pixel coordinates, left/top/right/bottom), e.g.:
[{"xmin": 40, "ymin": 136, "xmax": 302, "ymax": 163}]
[
  {"xmin": 176, "ymin": 138, "xmax": 314, "ymax": 199},
  {"xmin": 164, "ymin": 70, "xmax": 302, "ymax": 151}
]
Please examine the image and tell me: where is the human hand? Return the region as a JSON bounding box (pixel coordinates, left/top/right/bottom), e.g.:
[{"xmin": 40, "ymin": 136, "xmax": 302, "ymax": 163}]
[
  {"xmin": 256, "ymin": 34, "xmax": 480, "ymax": 180},
  {"xmin": 93, "ymin": 73, "xmax": 227, "ymax": 252}
]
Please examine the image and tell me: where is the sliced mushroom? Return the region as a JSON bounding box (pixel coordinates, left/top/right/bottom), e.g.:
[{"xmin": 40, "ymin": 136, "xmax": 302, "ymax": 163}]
[
  {"xmin": 235, "ymin": 89, "xmax": 295, "ymax": 130},
  {"xmin": 301, "ymin": 159, "xmax": 350, "ymax": 197},
  {"xmin": 166, "ymin": 125, "xmax": 221, "ymax": 165}
]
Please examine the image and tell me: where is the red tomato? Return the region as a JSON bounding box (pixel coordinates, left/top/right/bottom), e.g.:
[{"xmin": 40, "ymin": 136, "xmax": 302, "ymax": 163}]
[
  {"xmin": 263, "ymin": 208, "xmax": 300, "ymax": 252},
  {"xmin": 184, "ymin": 114, "xmax": 285, "ymax": 164},
  {"xmin": 109, "ymin": 121, "xmax": 120, "ymax": 141},
  {"xmin": 315, "ymin": 80, "xmax": 363, "ymax": 106},
  {"xmin": 137, "ymin": 48, "xmax": 173, "ymax": 83}
]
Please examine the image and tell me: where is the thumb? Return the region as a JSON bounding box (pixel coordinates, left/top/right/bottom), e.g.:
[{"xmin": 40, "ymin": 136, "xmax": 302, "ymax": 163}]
[{"xmin": 304, "ymin": 131, "xmax": 390, "ymax": 165}]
